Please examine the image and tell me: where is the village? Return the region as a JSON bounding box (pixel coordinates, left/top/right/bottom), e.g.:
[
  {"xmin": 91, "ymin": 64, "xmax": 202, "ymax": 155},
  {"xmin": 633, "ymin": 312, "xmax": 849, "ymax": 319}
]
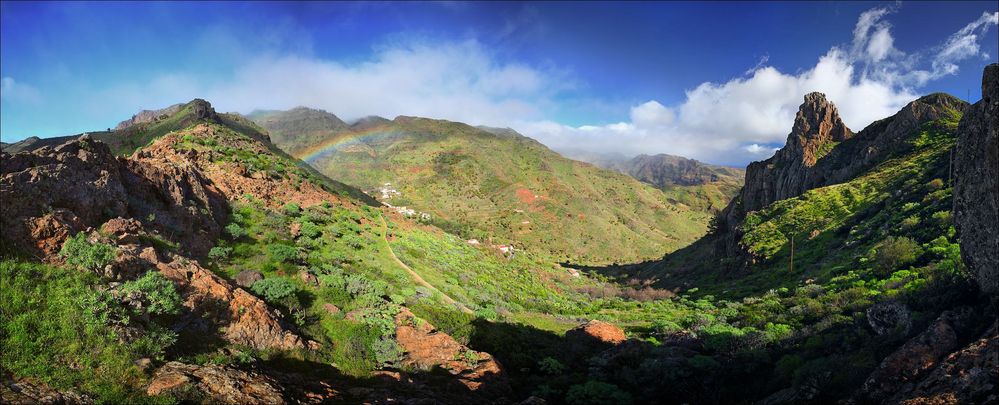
[{"xmin": 376, "ymin": 182, "xmax": 521, "ymax": 259}]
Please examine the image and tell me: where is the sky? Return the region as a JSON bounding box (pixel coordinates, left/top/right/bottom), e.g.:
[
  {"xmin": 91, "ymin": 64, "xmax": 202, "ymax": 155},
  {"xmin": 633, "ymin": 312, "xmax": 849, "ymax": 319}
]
[{"xmin": 1, "ymin": 1, "xmax": 997, "ymax": 166}]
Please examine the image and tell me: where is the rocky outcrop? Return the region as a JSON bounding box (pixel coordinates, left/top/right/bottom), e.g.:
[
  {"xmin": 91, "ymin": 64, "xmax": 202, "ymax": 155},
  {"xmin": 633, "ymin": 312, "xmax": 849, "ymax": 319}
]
[
  {"xmin": 566, "ymin": 320, "xmax": 628, "ymax": 346},
  {"xmin": 738, "ymin": 92, "xmax": 854, "ymax": 213},
  {"xmin": 394, "ymin": 308, "xmax": 509, "ymax": 396},
  {"xmin": 149, "ymin": 253, "xmax": 304, "ymax": 350},
  {"xmin": 1, "ymin": 375, "xmax": 93, "ymax": 404},
  {"xmin": 146, "ymin": 362, "xmax": 285, "ymax": 404},
  {"xmin": 115, "ymin": 103, "xmax": 183, "ymax": 131},
  {"xmin": 0, "ymin": 135, "xmax": 227, "ymax": 259},
  {"xmin": 857, "ymin": 308, "xmax": 977, "ymax": 403},
  {"xmin": 722, "ymin": 92, "xmax": 968, "ymax": 259},
  {"xmin": 892, "ymin": 321, "xmax": 998, "ymax": 405},
  {"xmin": 953, "ymin": 63, "xmax": 999, "ymax": 294}
]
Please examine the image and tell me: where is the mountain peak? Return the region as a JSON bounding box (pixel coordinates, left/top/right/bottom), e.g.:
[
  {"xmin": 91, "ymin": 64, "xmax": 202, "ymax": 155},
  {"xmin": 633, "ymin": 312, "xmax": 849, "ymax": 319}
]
[
  {"xmin": 186, "ymin": 98, "xmax": 217, "ymax": 121},
  {"xmin": 790, "ymin": 92, "xmax": 852, "ymax": 163}
]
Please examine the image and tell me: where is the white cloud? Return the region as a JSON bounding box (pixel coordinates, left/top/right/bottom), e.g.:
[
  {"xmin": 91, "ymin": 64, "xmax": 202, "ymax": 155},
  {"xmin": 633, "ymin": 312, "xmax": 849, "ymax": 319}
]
[
  {"xmin": 0, "ymin": 77, "xmax": 42, "ymax": 105},
  {"xmin": 98, "ymin": 40, "xmax": 568, "ymax": 129},
  {"xmin": 518, "ymin": 8, "xmax": 999, "ymax": 165},
  {"xmin": 61, "ymin": 7, "xmax": 999, "ymax": 166}
]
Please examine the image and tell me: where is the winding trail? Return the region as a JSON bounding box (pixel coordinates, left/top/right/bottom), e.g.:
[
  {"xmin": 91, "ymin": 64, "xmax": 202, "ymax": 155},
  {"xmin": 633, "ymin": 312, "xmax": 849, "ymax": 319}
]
[{"xmin": 378, "ymin": 215, "xmax": 474, "ymax": 314}]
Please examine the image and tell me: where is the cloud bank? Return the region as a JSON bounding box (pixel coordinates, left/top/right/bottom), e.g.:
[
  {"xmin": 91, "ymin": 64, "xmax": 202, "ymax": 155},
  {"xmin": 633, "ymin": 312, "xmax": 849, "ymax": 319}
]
[
  {"xmin": 524, "ymin": 9, "xmax": 999, "ymax": 165},
  {"xmin": 6, "ymin": 8, "xmax": 997, "ymax": 165}
]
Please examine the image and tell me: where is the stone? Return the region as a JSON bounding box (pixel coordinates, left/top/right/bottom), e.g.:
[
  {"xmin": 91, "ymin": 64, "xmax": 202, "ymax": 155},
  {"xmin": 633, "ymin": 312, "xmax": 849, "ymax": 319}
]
[
  {"xmin": 235, "ymin": 270, "xmax": 264, "ymax": 288},
  {"xmin": 394, "ymin": 307, "xmax": 510, "ymax": 396},
  {"xmin": 858, "ymin": 309, "xmax": 975, "ymax": 402},
  {"xmin": 867, "ymin": 300, "xmax": 912, "ymax": 336},
  {"xmin": 146, "ymin": 361, "xmax": 284, "ymax": 404},
  {"xmin": 299, "ymin": 270, "xmax": 319, "ymax": 286},
  {"xmin": 566, "ymin": 320, "xmax": 628, "ymax": 346},
  {"xmin": 322, "ymin": 303, "xmax": 341, "ymax": 315}
]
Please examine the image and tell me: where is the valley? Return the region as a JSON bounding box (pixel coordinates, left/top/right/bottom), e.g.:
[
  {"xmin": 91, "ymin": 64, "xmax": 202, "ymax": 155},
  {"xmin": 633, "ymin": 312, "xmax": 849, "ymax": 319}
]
[{"xmin": 1, "ymin": 3, "xmax": 996, "ymax": 402}]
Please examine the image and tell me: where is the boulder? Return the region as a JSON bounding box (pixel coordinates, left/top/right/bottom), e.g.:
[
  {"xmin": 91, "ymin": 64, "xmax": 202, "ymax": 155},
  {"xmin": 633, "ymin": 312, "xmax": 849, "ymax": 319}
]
[
  {"xmin": 566, "ymin": 320, "xmax": 627, "ymax": 346},
  {"xmin": 146, "ymin": 362, "xmax": 284, "ymax": 404},
  {"xmin": 236, "ymin": 270, "xmax": 264, "ymax": 288},
  {"xmin": 299, "ymin": 270, "xmax": 319, "ymax": 286},
  {"xmin": 394, "ymin": 307, "xmax": 509, "ymax": 396},
  {"xmin": 867, "ymin": 300, "xmax": 912, "ymax": 336}
]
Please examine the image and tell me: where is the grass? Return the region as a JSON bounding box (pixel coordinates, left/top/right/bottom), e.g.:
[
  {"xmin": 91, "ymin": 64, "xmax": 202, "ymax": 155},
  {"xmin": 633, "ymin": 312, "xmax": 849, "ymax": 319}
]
[
  {"xmin": 262, "ymin": 114, "xmax": 713, "ymax": 264},
  {"xmin": 0, "ymin": 260, "xmax": 174, "ymax": 404}
]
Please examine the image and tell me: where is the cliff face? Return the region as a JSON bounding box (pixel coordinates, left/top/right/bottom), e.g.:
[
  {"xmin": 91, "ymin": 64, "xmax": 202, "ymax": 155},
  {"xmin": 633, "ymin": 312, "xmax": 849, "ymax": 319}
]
[
  {"xmin": 739, "ymin": 92, "xmax": 854, "ymax": 213},
  {"xmin": 953, "ymin": 63, "xmax": 999, "ymax": 294},
  {"xmin": 722, "ymin": 91, "xmax": 968, "ymax": 260}
]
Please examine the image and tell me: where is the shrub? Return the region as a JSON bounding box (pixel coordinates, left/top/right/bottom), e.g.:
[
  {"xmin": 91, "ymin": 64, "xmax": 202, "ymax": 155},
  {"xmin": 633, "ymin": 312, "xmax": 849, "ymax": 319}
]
[
  {"xmin": 283, "ymin": 203, "xmax": 301, "ymax": 217},
  {"xmin": 538, "ymin": 357, "xmax": 566, "ymax": 375},
  {"xmin": 59, "ymin": 233, "xmax": 116, "ymax": 272},
  {"xmin": 119, "ymin": 271, "xmax": 183, "ymax": 316},
  {"xmin": 250, "ymin": 278, "xmax": 300, "ymax": 309},
  {"xmin": 299, "ymin": 221, "xmax": 322, "ymax": 239},
  {"xmin": 565, "ymin": 381, "xmax": 632, "ymax": 405},
  {"xmin": 876, "ymin": 236, "xmax": 922, "ymax": 272},
  {"xmin": 1, "ymin": 260, "xmax": 169, "ymax": 402},
  {"xmin": 224, "ymin": 223, "xmax": 247, "ymax": 239},
  {"xmin": 207, "ymin": 246, "xmax": 232, "ymax": 262},
  {"xmin": 371, "ymin": 337, "xmax": 401, "ymax": 366},
  {"xmin": 267, "ymin": 244, "xmax": 299, "ymax": 264}
]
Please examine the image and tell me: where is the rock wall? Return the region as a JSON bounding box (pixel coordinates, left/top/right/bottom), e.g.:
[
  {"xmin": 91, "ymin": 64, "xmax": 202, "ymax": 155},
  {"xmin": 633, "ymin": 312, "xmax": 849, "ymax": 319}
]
[
  {"xmin": 953, "ymin": 63, "xmax": 999, "ymax": 294},
  {"xmin": 739, "ymin": 92, "xmax": 854, "ymax": 213}
]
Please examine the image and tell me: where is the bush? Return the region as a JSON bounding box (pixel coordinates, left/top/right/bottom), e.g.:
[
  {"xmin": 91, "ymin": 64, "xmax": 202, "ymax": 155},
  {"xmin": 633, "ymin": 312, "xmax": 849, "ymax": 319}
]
[
  {"xmin": 224, "ymin": 223, "xmax": 247, "ymax": 239},
  {"xmin": 119, "ymin": 271, "xmax": 183, "ymax": 316},
  {"xmin": 283, "ymin": 203, "xmax": 301, "ymax": 217},
  {"xmin": 250, "ymin": 278, "xmax": 300, "ymax": 309},
  {"xmin": 59, "ymin": 233, "xmax": 116, "ymax": 271},
  {"xmin": 876, "ymin": 236, "xmax": 922, "ymax": 272},
  {"xmin": 299, "ymin": 221, "xmax": 322, "ymax": 239},
  {"xmin": 565, "ymin": 381, "xmax": 632, "ymax": 405},
  {"xmin": 266, "ymin": 244, "xmax": 299, "ymax": 264},
  {"xmin": 207, "ymin": 246, "xmax": 232, "ymax": 262},
  {"xmin": 538, "ymin": 357, "xmax": 566, "ymax": 375}
]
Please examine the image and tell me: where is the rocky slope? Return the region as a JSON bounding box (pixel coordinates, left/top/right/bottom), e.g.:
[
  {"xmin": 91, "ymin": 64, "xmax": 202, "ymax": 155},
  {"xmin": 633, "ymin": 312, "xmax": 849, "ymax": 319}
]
[
  {"xmin": 719, "ymin": 91, "xmax": 968, "ymax": 261},
  {"xmin": 0, "ymin": 101, "xmax": 528, "ymax": 403}
]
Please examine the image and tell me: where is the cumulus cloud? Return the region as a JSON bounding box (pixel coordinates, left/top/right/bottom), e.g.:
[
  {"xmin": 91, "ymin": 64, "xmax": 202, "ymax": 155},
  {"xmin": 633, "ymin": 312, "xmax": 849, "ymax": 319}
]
[
  {"xmin": 519, "ymin": 7, "xmax": 998, "ymax": 165},
  {"xmin": 0, "ymin": 77, "xmax": 42, "ymax": 105},
  {"xmin": 62, "ymin": 7, "xmax": 999, "ymax": 166},
  {"xmin": 101, "ymin": 40, "xmax": 568, "ymax": 129}
]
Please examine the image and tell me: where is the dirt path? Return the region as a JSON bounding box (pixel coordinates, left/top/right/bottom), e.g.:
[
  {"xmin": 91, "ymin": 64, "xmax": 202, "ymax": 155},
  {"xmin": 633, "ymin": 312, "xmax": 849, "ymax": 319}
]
[{"xmin": 379, "ymin": 215, "xmax": 474, "ymax": 314}]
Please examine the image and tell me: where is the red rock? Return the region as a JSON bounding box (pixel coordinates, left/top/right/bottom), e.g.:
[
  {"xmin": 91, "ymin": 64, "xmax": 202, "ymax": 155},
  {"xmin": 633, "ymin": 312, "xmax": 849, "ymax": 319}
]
[{"xmin": 566, "ymin": 320, "xmax": 627, "ymax": 345}]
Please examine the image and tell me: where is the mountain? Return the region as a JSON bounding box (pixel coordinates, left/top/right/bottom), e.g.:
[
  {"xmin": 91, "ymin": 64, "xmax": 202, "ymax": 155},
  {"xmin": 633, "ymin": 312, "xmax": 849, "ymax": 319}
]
[
  {"xmin": 562, "ymin": 150, "xmax": 745, "ymax": 212},
  {"xmin": 247, "ymin": 107, "xmax": 350, "ymax": 156},
  {"xmin": 2, "ymin": 64, "xmax": 995, "ymax": 405},
  {"xmin": 592, "ymin": 64, "xmax": 995, "ymax": 404},
  {"xmin": 253, "ymin": 110, "xmax": 713, "ymax": 264}
]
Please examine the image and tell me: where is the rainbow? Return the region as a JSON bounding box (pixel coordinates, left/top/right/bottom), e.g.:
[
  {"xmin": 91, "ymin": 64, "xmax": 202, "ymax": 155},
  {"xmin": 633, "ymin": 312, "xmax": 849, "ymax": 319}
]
[{"xmin": 296, "ymin": 124, "xmax": 401, "ymax": 162}]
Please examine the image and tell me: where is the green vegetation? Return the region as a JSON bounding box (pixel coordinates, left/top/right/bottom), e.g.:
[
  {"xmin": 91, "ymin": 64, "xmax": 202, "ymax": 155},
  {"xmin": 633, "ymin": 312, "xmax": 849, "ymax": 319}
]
[
  {"xmin": 255, "ymin": 112, "xmax": 713, "ymax": 264},
  {"xmin": 1, "ymin": 260, "xmax": 174, "ymax": 403},
  {"xmin": 59, "ymin": 232, "xmax": 117, "ymax": 272}
]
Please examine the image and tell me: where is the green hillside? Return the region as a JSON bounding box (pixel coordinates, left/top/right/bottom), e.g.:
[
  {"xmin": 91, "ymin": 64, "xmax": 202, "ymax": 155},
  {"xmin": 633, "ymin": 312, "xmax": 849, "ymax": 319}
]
[{"xmin": 253, "ymin": 110, "xmax": 712, "ymax": 264}]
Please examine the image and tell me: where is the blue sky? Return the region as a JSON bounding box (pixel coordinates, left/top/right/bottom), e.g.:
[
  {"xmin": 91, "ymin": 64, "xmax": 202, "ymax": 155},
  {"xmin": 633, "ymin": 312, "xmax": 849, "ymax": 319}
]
[{"xmin": 2, "ymin": 1, "xmax": 997, "ymax": 165}]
